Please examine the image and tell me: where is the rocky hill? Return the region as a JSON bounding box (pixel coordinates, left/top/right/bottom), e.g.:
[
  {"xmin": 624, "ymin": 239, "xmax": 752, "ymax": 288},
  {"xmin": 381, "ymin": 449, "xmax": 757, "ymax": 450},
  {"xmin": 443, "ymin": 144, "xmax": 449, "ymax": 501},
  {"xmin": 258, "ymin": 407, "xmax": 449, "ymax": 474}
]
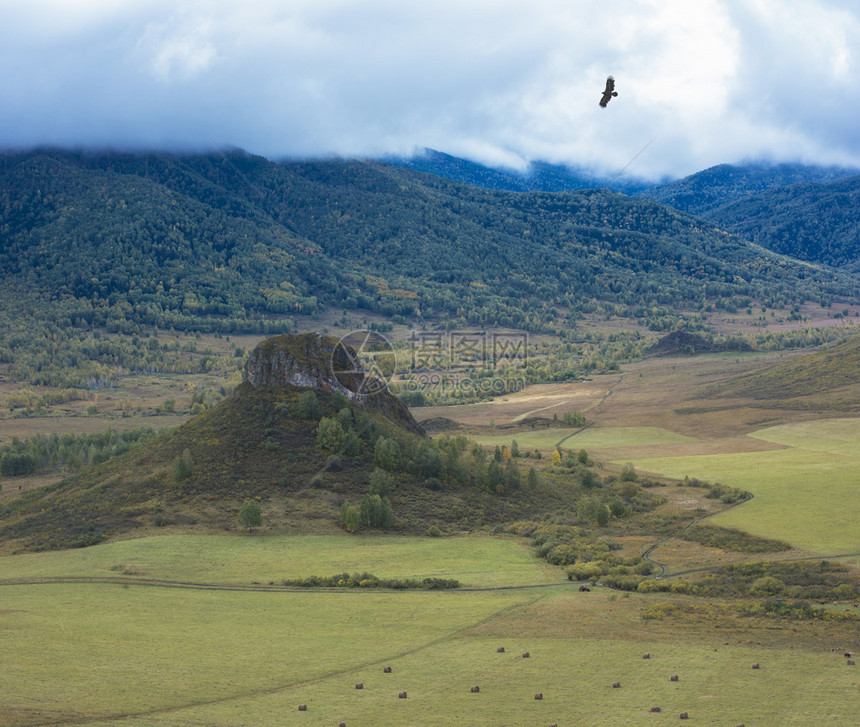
[{"xmin": 0, "ymin": 334, "xmax": 549, "ymax": 552}]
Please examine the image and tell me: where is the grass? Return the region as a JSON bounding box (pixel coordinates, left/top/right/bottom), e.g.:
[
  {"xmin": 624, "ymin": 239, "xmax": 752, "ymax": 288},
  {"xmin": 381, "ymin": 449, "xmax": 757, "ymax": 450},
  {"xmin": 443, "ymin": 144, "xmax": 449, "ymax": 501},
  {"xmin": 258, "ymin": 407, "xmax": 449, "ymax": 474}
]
[
  {"xmin": 5, "ymin": 585, "xmax": 854, "ymax": 727},
  {"xmin": 0, "ymin": 533, "xmax": 562, "ymax": 588},
  {"xmin": 469, "ymin": 426, "xmax": 694, "ymax": 451},
  {"xmin": 0, "ymin": 582, "xmax": 538, "ymax": 725},
  {"xmin": 624, "ymin": 418, "xmax": 860, "ymax": 557}
]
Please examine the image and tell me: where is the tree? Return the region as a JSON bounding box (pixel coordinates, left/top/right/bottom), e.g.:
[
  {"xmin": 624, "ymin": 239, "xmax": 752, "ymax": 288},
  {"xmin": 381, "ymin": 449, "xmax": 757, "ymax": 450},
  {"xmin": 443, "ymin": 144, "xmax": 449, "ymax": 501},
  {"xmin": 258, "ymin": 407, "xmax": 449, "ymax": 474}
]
[
  {"xmin": 408, "ymin": 441, "xmax": 445, "ymax": 480},
  {"xmin": 596, "ymin": 503, "xmax": 610, "ymax": 527},
  {"xmin": 316, "ymin": 417, "xmax": 349, "ymax": 452},
  {"xmin": 576, "ymin": 448, "xmax": 588, "ymax": 464},
  {"xmin": 369, "ymin": 468, "xmax": 394, "ymax": 497},
  {"xmin": 238, "ymin": 499, "xmax": 262, "ymax": 532},
  {"xmin": 527, "ymin": 466, "xmax": 539, "ymax": 490},
  {"xmin": 172, "ymin": 448, "xmax": 193, "ymax": 482},
  {"xmin": 297, "ymin": 390, "xmax": 321, "ymax": 420},
  {"xmin": 340, "ymin": 501, "xmax": 359, "ymax": 532},
  {"xmin": 374, "ymin": 436, "xmax": 401, "ymax": 471},
  {"xmin": 504, "ymin": 458, "xmax": 521, "ymax": 491}
]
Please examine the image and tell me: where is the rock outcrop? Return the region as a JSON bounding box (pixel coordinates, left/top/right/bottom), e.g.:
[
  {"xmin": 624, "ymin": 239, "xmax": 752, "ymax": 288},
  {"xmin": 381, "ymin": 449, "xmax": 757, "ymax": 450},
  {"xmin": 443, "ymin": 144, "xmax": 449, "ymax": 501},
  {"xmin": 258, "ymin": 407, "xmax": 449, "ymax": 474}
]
[{"xmin": 243, "ymin": 333, "xmax": 424, "ymax": 436}]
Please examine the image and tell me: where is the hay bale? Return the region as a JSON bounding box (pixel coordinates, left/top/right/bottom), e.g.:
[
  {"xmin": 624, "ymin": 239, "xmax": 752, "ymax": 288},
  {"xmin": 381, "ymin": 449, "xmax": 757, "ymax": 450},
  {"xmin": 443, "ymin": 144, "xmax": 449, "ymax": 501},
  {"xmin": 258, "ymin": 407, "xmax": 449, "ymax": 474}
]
[
  {"xmin": 670, "ymin": 674, "xmax": 679, "ymax": 682},
  {"xmin": 612, "ymin": 681, "xmax": 621, "ymax": 688},
  {"xmin": 470, "ymin": 686, "xmax": 480, "ymax": 693},
  {"xmin": 497, "ymin": 646, "xmax": 506, "ymax": 653},
  {"xmin": 383, "ymin": 666, "xmax": 392, "ymax": 673},
  {"xmin": 751, "ymin": 662, "xmax": 760, "ymax": 669},
  {"xmin": 680, "ymin": 712, "xmax": 689, "ymax": 719},
  {"xmin": 398, "ymin": 691, "xmax": 408, "ymax": 699},
  {"xmin": 643, "ymin": 653, "xmax": 651, "ymax": 659},
  {"xmin": 297, "ymin": 704, "xmax": 307, "ymax": 711},
  {"xmin": 650, "ymin": 706, "xmax": 661, "ymax": 713},
  {"xmin": 355, "ymin": 683, "xmax": 363, "ymax": 690},
  {"xmin": 534, "ymin": 692, "xmax": 543, "ymax": 700},
  {"xmin": 522, "ymin": 651, "xmax": 530, "ymax": 658}
]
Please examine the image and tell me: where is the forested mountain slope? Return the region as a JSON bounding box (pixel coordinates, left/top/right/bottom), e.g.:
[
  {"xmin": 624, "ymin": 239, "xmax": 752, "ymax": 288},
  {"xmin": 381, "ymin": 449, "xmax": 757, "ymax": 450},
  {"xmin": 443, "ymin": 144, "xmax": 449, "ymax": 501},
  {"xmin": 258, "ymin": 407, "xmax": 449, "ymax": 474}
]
[
  {"xmin": 641, "ymin": 163, "xmax": 860, "ymax": 269},
  {"xmin": 1, "ymin": 149, "xmax": 855, "ymax": 343}
]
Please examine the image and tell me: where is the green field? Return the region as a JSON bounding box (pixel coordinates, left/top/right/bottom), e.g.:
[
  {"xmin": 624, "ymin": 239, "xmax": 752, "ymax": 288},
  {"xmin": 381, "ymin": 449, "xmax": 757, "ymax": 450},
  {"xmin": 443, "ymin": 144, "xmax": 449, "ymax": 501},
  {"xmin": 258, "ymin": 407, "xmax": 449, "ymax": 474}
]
[
  {"xmin": 3, "ymin": 566, "xmax": 857, "ymax": 727},
  {"xmin": 625, "ymin": 418, "xmax": 860, "ymax": 557},
  {"xmin": 0, "ymin": 533, "xmax": 561, "ymax": 588},
  {"xmin": 470, "ymin": 426, "xmax": 694, "ymax": 451}
]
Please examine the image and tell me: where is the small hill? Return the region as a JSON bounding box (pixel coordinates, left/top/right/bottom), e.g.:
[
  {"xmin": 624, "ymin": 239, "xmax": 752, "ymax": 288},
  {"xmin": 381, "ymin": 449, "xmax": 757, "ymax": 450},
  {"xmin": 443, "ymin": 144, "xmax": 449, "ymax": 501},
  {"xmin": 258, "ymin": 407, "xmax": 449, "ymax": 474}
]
[
  {"xmin": 714, "ymin": 335, "xmax": 860, "ymax": 400},
  {"xmin": 647, "ymin": 330, "xmax": 724, "ymax": 357},
  {"xmin": 0, "ymin": 334, "xmax": 568, "ymax": 552},
  {"xmin": 0, "ymin": 334, "xmax": 427, "ymax": 551}
]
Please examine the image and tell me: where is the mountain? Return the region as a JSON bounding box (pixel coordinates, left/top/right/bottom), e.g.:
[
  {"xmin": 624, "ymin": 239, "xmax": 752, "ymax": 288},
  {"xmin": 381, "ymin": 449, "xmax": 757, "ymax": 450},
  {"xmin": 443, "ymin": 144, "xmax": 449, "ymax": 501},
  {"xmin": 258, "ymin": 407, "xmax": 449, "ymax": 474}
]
[
  {"xmin": 1, "ymin": 148, "xmax": 856, "ymax": 355},
  {"xmin": 383, "ymin": 147, "xmax": 658, "ymax": 194},
  {"xmin": 640, "ymin": 162, "xmax": 860, "ymax": 216},
  {"xmin": 692, "ymin": 175, "xmax": 860, "ymax": 269},
  {"xmin": 640, "ymin": 163, "xmax": 860, "ymax": 268}
]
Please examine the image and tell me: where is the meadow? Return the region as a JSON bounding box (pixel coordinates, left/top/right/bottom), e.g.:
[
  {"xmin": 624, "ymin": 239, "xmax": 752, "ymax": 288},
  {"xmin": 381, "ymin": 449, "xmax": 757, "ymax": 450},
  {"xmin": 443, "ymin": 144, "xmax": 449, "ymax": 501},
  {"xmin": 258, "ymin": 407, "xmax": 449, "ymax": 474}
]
[
  {"xmin": 625, "ymin": 418, "xmax": 860, "ymax": 560},
  {"xmin": 469, "ymin": 425, "xmax": 694, "ymax": 452},
  {"xmin": 2, "ymin": 534, "xmax": 857, "ymax": 727}
]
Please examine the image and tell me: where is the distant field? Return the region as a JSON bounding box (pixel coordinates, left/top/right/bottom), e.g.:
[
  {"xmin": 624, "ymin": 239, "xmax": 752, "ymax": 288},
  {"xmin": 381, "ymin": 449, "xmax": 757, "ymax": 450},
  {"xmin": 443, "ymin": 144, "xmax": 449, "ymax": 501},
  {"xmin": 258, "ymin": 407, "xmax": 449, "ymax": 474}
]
[
  {"xmin": 0, "ymin": 533, "xmax": 561, "ymax": 589},
  {"xmin": 470, "ymin": 426, "xmax": 694, "ymax": 451},
  {"xmin": 625, "ymin": 418, "xmax": 860, "ymax": 557}
]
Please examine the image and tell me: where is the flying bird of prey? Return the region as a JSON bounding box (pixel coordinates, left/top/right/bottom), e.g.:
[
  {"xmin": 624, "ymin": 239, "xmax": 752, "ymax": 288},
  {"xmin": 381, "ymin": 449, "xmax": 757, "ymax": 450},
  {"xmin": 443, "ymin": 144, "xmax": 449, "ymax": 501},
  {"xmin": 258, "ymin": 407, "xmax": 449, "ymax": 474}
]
[{"xmin": 599, "ymin": 76, "xmax": 618, "ymax": 108}]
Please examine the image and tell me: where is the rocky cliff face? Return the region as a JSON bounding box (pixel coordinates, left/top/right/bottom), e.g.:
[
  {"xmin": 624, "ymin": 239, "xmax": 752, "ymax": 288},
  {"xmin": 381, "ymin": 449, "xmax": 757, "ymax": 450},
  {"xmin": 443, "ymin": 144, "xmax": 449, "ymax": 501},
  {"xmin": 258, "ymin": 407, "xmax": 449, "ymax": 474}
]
[
  {"xmin": 243, "ymin": 333, "xmax": 424, "ymax": 435},
  {"xmin": 243, "ymin": 333, "xmax": 364, "ymax": 397}
]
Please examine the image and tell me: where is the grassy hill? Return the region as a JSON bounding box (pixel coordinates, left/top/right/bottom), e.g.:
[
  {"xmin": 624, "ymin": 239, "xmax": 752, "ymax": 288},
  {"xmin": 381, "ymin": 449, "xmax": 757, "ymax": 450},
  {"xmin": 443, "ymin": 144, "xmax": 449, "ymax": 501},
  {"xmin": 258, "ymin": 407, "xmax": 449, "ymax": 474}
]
[{"xmin": 714, "ymin": 335, "xmax": 860, "ymax": 400}]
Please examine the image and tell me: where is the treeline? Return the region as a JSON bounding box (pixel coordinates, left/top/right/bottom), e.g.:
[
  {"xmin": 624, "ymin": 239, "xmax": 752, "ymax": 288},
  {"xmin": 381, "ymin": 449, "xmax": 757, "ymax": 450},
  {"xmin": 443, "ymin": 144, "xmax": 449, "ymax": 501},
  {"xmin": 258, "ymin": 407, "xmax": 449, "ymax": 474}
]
[{"xmin": 0, "ymin": 428, "xmax": 158, "ymax": 477}]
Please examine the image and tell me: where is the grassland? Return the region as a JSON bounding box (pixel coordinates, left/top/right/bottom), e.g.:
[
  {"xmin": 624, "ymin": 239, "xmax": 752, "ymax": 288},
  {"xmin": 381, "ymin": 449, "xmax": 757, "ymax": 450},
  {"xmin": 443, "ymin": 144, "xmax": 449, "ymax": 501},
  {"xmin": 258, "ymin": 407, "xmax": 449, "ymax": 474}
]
[
  {"xmin": 2, "ymin": 537, "xmax": 857, "ymax": 727},
  {"xmin": 0, "ymin": 533, "xmax": 561, "ymax": 588},
  {"xmin": 625, "ymin": 418, "xmax": 860, "ymax": 560},
  {"xmin": 469, "ymin": 426, "xmax": 694, "ymax": 452}
]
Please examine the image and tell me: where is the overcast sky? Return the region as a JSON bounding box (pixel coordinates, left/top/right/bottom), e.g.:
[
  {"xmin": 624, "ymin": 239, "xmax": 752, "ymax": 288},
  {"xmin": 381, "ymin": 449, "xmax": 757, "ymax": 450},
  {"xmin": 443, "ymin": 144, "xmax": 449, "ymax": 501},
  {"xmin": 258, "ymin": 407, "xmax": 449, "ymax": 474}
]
[{"xmin": 3, "ymin": 0, "xmax": 860, "ymax": 180}]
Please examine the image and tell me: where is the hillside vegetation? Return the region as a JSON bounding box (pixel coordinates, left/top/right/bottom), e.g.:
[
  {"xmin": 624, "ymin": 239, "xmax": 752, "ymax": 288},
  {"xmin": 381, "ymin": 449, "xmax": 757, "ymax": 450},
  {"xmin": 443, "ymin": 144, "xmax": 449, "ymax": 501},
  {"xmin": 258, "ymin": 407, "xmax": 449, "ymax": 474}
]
[
  {"xmin": 2, "ymin": 149, "xmax": 855, "ymax": 342},
  {"xmin": 643, "ymin": 163, "xmax": 860, "ymax": 268}
]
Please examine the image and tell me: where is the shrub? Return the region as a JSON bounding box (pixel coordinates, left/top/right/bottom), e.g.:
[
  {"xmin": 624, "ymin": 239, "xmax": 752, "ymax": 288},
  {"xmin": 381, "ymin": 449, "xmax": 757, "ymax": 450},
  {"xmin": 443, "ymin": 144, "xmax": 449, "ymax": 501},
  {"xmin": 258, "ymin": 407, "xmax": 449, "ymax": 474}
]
[
  {"xmin": 425, "ymin": 476, "xmax": 442, "ymax": 491},
  {"xmin": 427, "ymin": 525, "xmax": 442, "ymax": 537}
]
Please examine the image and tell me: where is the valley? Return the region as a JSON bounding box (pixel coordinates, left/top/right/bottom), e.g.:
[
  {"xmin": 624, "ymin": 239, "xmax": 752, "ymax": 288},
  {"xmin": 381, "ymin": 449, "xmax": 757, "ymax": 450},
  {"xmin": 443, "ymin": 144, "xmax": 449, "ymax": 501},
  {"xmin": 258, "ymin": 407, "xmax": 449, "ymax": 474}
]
[{"xmin": 1, "ymin": 151, "xmax": 858, "ymax": 726}]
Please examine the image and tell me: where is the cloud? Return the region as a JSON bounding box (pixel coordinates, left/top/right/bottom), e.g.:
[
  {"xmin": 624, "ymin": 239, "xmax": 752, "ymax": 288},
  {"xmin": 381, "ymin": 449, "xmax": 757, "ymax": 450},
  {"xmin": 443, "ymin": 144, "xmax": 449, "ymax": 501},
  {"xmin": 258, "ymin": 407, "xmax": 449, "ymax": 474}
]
[{"xmin": 1, "ymin": 0, "xmax": 859, "ymax": 178}]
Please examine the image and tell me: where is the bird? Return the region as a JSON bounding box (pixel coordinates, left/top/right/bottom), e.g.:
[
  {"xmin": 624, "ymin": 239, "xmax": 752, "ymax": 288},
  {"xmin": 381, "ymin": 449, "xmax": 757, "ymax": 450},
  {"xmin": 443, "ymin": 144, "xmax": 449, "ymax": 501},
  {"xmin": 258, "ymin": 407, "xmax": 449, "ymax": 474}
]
[{"xmin": 599, "ymin": 76, "xmax": 618, "ymax": 108}]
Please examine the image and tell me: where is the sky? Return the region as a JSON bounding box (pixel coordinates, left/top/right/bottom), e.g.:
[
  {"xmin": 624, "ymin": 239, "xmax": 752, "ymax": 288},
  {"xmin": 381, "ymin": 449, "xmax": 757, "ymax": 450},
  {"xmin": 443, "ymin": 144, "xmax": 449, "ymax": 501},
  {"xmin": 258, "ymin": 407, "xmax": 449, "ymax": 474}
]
[{"xmin": 2, "ymin": 0, "xmax": 860, "ymax": 181}]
